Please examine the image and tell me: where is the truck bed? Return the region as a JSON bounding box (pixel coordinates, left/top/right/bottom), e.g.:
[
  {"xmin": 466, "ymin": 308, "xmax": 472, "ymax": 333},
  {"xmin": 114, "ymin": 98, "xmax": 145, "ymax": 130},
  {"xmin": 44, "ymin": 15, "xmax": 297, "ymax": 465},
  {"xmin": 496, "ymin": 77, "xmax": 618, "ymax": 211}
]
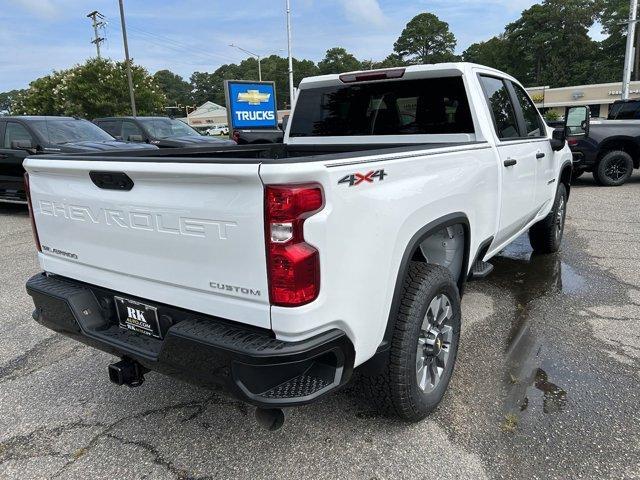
[{"xmin": 48, "ymin": 141, "xmax": 486, "ymax": 164}]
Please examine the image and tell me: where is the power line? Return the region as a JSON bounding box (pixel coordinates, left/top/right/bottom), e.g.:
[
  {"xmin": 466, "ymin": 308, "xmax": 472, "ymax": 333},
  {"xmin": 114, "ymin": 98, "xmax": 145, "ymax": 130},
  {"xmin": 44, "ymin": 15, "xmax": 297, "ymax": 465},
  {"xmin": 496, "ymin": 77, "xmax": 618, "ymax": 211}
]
[{"xmin": 86, "ymin": 10, "xmax": 106, "ymax": 58}]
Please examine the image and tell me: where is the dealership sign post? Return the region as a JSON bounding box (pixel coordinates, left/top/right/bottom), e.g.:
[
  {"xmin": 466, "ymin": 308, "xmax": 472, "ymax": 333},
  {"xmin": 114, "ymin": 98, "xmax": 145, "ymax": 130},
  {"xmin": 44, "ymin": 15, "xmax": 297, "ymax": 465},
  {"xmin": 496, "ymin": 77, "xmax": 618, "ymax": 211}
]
[{"xmin": 224, "ymin": 80, "xmax": 278, "ymax": 130}]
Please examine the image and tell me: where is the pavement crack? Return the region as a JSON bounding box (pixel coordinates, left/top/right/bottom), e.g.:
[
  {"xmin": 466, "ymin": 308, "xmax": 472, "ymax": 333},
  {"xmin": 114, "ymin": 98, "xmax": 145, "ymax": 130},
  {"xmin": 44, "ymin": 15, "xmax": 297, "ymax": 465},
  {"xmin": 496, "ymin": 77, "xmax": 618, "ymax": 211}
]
[
  {"xmin": 104, "ymin": 433, "xmax": 213, "ymax": 480},
  {"xmin": 49, "ymin": 394, "xmax": 225, "ymax": 479}
]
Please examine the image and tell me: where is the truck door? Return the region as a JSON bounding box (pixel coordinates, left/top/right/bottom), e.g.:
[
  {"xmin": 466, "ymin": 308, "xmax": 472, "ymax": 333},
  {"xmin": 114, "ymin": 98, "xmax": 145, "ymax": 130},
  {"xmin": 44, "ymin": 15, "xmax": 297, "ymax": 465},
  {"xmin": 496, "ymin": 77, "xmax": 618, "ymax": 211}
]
[
  {"xmin": 479, "ymin": 75, "xmax": 537, "ymax": 245},
  {"xmin": 509, "ymin": 82, "xmax": 555, "ymax": 211},
  {"xmin": 0, "ymin": 121, "xmax": 36, "ymax": 202}
]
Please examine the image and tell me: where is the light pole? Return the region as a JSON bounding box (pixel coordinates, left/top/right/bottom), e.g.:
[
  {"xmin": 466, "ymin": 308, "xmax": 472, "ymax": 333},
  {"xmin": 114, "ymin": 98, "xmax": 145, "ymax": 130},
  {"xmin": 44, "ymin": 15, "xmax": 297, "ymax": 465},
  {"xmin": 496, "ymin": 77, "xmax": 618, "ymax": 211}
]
[
  {"xmin": 285, "ymin": 0, "xmax": 295, "ymax": 107},
  {"xmin": 229, "ymin": 44, "xmax": 262, "ymax": 81},
  {"xmin": 622, "ymin": 0, "xmax": 639, "ymax": 99},
  {"xmin": 118, "ymin": 0, "xmax": 137, "ymax": 116}
]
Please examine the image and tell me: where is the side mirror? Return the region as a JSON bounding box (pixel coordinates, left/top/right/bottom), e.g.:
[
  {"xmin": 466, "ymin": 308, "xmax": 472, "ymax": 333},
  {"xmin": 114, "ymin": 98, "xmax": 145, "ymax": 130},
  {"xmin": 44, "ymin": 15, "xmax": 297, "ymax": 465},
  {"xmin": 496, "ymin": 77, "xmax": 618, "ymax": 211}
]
[
  {"xmin": 127, "ymin": 134, "xmax": 144, "ymax": 142},
  {"xmin": 565, "ymin": 105, "xmax": 590, "ymax": 137},
  {"xmin": 281, "ymin": 114, "xmax": 290, "ymax": 132},
  {"xmin": 550, "ymin": 128, "xmax": 566, "ymax": 151},
  {"xmin": 11, "ymin": 139, "xmax": 34, "ymax": 150}
]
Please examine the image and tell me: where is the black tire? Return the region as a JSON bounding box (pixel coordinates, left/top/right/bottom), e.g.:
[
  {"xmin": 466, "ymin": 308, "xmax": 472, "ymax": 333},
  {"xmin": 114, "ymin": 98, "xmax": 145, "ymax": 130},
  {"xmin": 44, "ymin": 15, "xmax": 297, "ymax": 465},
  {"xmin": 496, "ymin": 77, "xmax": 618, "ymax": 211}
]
[
  {"xmin": 528, "ymin": 183, "xmax": 567, "ymax": 254},
  {"xmin": 360, "ymin": 263, "xmax": 461, "ymax": 421},
  {"xmin": 594, "ymin": 150, "xmax": 634, "ymax": 186}
]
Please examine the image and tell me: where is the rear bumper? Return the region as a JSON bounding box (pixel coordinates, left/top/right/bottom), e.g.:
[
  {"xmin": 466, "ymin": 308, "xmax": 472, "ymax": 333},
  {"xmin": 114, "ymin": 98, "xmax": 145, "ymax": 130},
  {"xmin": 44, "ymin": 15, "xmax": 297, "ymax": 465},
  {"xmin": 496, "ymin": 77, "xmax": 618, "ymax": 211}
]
[{"xmin": 26, "ymin": 273, "xmax": 354, "ymax": 407}]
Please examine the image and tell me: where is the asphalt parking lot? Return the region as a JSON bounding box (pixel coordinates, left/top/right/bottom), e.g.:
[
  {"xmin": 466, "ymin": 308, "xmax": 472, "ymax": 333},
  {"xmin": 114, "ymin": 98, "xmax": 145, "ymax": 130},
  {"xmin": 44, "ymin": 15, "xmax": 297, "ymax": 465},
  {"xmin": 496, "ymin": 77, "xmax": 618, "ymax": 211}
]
[{"xmin": 1, "ymin": 173, "xmax": 639, "ymax": 480}]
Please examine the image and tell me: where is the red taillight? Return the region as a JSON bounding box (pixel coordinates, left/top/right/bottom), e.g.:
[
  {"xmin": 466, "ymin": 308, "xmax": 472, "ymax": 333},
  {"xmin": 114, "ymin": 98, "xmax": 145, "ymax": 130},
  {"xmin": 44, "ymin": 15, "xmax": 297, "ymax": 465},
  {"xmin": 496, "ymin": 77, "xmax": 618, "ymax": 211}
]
[
  {"xmin": 567, "ymin": 137, "xmax": 578, "ymax": 147},
  {"xmin": 232, "ymin": 130, "xmax": 240, "ymax": 143},
  {"xmin": 265, "ymin": 184, "xmax": 323, "ymax": 307},
  {"xmin": 24, "ymin": 172, "xmax": 41, "ymax": 252}
]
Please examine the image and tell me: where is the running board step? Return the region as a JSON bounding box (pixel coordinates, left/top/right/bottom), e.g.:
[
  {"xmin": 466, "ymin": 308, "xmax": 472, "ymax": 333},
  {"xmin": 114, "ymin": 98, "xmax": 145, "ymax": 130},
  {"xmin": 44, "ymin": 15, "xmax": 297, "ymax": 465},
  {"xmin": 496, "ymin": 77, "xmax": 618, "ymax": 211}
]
[{"xmin": 470, "ymin": 260, "xmax": 494, "ymax": 279}]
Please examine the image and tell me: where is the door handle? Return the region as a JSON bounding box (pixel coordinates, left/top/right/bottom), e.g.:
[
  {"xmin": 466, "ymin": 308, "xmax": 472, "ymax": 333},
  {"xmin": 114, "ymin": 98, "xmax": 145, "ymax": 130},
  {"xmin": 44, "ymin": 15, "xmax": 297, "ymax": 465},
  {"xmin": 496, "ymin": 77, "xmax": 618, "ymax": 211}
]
[
  {"xmin": 536, "ymin": 152, "xmax": 545, "ymax": 159},
  {"xmin": 503, "ymin": 158, "xmax": 517, "ymax": 167}
]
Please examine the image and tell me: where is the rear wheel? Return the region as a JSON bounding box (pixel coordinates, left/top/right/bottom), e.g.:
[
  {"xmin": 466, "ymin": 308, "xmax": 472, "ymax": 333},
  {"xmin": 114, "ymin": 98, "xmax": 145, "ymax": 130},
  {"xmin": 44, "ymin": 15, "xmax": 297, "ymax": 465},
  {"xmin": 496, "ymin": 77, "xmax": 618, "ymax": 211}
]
[
  {"xmin": 594, "ymin": 150, "xmax": 634, "ymax": 186},
  {"xmin": 361, "ymin": 263, "xmax": 461, "ymax": 421},
  {"xmin": 528, "ymin": 183, "xmax": 567, "ymax": 254}
]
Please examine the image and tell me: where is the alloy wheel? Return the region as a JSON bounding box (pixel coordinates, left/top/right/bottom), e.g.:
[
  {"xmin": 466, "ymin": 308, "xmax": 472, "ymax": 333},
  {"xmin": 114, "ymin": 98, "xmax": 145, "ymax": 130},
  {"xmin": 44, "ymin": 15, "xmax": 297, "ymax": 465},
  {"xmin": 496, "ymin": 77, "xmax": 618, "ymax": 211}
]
[{"xmin": 416, "ymin": 294, "xmax": 454, "ymax": 393}]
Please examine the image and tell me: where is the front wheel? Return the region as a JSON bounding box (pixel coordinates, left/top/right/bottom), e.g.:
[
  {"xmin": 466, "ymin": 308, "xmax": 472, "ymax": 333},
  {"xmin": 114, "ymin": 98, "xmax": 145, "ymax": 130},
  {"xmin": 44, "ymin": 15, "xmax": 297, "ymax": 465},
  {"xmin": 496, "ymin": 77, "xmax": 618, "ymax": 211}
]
[
  {"xmin": 528, "ymin": 183, "xmax": 567, "ymax": 254},
  {"xmin": 360, "ymin": 263, "xmax": 461, "ymax": 421},
  {"xmin": 594, "ymin": 150, "xmax": 634, "ymax": 186}
]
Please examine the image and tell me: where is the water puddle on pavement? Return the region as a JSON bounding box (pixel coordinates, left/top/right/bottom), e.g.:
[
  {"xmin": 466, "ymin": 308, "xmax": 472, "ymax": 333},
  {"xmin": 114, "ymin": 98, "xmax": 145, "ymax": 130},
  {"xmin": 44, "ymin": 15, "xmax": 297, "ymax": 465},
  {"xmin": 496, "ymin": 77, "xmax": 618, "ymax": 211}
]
[{"xmin": 485, "ymin": 236, "xmax": 587, "ymax": 428}]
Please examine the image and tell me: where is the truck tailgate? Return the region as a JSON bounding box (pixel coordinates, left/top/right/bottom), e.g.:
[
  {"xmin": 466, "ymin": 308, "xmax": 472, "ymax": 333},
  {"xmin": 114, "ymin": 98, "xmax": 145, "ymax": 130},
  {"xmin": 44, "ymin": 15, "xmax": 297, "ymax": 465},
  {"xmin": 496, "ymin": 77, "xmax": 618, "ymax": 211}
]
[{"xmin": 24, "ymin": 158, "xmax": 271, "ymax": 329}]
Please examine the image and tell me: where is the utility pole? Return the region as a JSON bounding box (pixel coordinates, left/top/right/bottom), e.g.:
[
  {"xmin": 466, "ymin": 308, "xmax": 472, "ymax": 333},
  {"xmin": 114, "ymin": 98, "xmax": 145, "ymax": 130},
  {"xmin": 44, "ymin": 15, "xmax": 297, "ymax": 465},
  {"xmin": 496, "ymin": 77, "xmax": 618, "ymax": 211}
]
[
  {"xmin": 622, "ymin": 0, "xmax": 638, "ymax": 99},
  {"xmin": 86, "ymin": 10, "xmax": 105, "ymax": 58},
  {"xmin": 286, "ymin": 0, "xmax": 295, "ymax": 107},
  {"xmin": 118, "ymin": 0, "xmax": 137, "ymax": 116}
]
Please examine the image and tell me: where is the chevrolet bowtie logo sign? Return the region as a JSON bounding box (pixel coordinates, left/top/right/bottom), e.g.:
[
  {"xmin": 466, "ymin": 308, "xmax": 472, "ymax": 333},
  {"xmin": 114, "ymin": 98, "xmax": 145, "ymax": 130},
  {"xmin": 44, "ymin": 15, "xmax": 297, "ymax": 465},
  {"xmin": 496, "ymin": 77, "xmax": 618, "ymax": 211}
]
[{"xmin": 237, "ymin": 90, "xmax": 271, "ymax": 105}]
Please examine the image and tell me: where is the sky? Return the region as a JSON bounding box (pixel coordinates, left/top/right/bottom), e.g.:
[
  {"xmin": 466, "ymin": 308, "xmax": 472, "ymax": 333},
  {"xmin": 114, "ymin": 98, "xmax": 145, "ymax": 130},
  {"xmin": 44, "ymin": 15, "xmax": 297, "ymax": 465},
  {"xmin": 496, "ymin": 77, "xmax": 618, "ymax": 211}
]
[{"xmin": 0, "ymin": 0, "xmax": 607, "ymax": 91}]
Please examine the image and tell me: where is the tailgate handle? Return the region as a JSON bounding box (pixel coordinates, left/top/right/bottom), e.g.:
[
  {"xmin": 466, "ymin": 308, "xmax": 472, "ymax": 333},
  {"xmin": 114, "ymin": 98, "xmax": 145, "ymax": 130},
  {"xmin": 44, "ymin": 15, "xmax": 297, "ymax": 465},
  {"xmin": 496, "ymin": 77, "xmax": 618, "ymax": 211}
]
[{"xmin": 90, "ymin": 171, "xmax": 134, "ymax": 191}]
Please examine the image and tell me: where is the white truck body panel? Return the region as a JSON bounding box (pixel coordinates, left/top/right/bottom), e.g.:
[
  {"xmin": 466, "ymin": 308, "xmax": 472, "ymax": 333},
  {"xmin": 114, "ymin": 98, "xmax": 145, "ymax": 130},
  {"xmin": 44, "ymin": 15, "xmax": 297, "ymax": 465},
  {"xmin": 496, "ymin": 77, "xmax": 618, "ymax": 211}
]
[
  {"xmin": 25, "ymin": 159, "xmax": 271, "ymax": 328},
  {"xmin": 24, "ymin": 62, "xmax": 574, "ymax": 368}
]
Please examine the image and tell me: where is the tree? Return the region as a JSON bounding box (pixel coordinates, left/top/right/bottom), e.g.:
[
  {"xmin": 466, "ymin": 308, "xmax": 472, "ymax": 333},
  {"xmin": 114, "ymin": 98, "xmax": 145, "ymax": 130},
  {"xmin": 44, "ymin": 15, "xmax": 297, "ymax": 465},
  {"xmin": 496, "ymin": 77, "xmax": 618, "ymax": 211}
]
[
  {"xmin": 393, "ymin": 13, "xmax": 456, "ymax": 64},
  {"xmin": 504, "ymin": 0, "xmax": 600, "ymax": 86},
  {"xmin": 318, "ymin": 47, "xmax": 362, "ymax": 74},
  {"xmin": 462, "ymin": 36, "xmax": 511, "ymax": 73},
  {"xmin": 190, "ymin": 56, "xmax": 319, "ymax": 109},
  {"xmin": 0, "ymin": 89, "xmax": 25, "ymax": 115},
  {"xmin": 596, "ymin": 0, "xmax": 629, "ymax": 81},
  {"xmin": 12, "ymin": 58, "xmax": 165, "ymax": 117},
  {"xmin": 153, "ymin": 70, "xmax": 192, "ymax": 107}
]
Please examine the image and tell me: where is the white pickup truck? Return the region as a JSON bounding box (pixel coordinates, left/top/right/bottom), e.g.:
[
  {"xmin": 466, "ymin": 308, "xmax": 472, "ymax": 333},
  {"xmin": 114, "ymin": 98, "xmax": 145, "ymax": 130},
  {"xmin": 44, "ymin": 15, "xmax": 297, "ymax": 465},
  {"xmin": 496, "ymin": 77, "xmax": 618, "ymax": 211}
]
[{"xmin": 24, "ymin": 63, "xmax": 589, "ymax": 427}]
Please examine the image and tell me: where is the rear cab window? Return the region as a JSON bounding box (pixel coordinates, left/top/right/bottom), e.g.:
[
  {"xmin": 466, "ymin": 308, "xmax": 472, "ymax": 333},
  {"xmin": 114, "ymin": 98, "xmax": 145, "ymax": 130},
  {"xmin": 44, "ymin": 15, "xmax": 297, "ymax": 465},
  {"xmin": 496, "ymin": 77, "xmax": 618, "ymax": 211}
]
[{"xmin": 289, "ymin": 76, "xmax": 474, "ymax": 138}]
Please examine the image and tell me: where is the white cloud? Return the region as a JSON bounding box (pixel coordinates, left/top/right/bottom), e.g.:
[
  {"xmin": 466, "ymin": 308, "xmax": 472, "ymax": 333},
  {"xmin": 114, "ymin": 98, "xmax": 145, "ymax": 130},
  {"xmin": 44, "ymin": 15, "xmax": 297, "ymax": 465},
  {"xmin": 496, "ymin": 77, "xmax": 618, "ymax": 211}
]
[{"xmin": 341, "ymin": 0, "xmax": 386, "ymax": 27}]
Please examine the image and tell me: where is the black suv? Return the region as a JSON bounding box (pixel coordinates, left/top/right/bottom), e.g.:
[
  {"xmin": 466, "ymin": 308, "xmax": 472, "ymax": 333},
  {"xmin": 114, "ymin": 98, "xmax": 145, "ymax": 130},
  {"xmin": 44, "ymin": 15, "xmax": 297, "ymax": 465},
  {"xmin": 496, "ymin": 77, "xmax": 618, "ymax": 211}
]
[
  {"xmin": 93, "ymin": 116, "xmax": 235, "ymax": 148},
  {"xmin": 0, "ymin": 116, "xmax": 157, "ymax": 204}
]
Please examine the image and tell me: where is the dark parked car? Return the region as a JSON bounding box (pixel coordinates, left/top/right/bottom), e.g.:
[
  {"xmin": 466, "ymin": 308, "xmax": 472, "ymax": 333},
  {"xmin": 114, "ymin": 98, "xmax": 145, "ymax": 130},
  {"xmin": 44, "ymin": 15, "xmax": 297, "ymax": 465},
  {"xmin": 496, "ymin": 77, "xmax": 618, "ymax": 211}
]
[
  {"xmin": 0, "ymin": 116, "xmax": 158, "ymax": 204},
  {"xmin": 569, "ymin": 118, "xmax": 640, "ymax": 186},
  {"xmin": 93, "ymin": 116, "xmax": 235, "ymax": 148}
]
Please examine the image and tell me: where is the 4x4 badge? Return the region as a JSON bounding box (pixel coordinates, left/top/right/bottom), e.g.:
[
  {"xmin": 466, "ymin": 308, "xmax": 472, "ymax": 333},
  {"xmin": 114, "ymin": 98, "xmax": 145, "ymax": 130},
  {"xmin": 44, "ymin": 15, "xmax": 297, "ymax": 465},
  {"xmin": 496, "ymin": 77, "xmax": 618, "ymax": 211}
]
[{"xmin": 338, "ymin": 169, "xmax": 387, "ymax": 187}]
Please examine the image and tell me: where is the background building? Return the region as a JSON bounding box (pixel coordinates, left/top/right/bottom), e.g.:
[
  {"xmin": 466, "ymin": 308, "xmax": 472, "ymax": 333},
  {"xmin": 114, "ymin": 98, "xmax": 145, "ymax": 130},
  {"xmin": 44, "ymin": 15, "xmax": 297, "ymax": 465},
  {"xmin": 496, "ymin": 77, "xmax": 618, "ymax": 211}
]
[{"xmin": 527, "ymin": 81, "xmax": 640, "ymax": 118}]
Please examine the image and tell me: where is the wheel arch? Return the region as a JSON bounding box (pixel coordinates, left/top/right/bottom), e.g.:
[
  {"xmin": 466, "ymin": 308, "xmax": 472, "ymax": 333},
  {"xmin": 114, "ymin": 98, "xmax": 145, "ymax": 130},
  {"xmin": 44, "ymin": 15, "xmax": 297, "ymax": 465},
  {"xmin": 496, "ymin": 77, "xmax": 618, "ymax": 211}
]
[
  {"xmin": 559, "ymin": 161, "xmax": 572, "ymax": 197},
  {"xmin": 597, "ymin": 136, "xmax": 640, "ymax": 169},
  {"xmin": 381, "ymin": 212, "xmax": 471, "ymax": 348}
]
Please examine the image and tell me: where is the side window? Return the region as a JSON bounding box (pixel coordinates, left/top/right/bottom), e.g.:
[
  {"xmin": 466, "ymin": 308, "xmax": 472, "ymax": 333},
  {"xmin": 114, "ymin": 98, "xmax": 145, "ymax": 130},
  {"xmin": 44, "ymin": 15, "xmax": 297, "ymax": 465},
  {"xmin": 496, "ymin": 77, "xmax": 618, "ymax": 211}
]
[
  {"xmin": 512, "ymin": 84, "xmax": 544, "ymax": 137},
  {"xmin": 4, "ymin": 122, "xmax": 34, "ymax": 149},
  {"xmin": 122, "ymin": 121, "xmax": 142, "ymax": 140},
  {"xmin": 96, "ymin": 121, "xmax": 120, "ymax": 137},
  {"xmin": 479, "ymin": 76, "xmax": 520, "ymax": 140}
]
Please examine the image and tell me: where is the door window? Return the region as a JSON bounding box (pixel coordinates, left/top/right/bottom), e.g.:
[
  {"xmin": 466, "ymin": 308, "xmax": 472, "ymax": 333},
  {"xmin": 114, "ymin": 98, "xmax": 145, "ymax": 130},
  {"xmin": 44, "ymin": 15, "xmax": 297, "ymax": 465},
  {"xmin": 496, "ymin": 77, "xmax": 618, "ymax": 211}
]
[
  {"xmin": 479, "ymin": 76, "xmax": 520, "ymax": 140},
  {"xmin": 512, "ymin": 84, "xmax": 545, "ymax": 137},
  {"xmin": 122, "ymin": 121, "xmax": 143, "ymax": 140},
  {"xmin": 4, "ymin": 122, "xmax": 34, "ymax": 148},
  {"xmin": 96, "ymin": 120, "xmax": 121, "ymax": 137}
]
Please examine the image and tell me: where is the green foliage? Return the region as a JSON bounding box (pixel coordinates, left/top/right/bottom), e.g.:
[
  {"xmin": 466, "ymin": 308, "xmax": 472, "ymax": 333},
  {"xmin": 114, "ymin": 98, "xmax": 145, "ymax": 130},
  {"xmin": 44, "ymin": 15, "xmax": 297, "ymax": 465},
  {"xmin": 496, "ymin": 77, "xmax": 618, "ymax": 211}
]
[
  {"xmin": 462, "ymin": 0, "xmax": 618, "ymax": 87},
  {"xmin": 318, "ymin": 47, "xmax": 362, "ymax": 74},
  {"xmin": 190, "ymin": 55, "xmax": 318, "ymax": 109},
  {"xmin": 393, "ymin": 12, "xmax": 456, "ymax": 64},
  {"xmin": 11, "ymin": 58, "xmax": 165, "ymax": 118},
  {"xmin": 0, "ymin": 89, "xmax": 25, "ymax": 114},
  {"xmin": 544, "ymin": 110, "xmax": 560, "ymax": 121},
  {"xmin": 153, "ymin": 69, "xmax": 192, "ymax": 107}
]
